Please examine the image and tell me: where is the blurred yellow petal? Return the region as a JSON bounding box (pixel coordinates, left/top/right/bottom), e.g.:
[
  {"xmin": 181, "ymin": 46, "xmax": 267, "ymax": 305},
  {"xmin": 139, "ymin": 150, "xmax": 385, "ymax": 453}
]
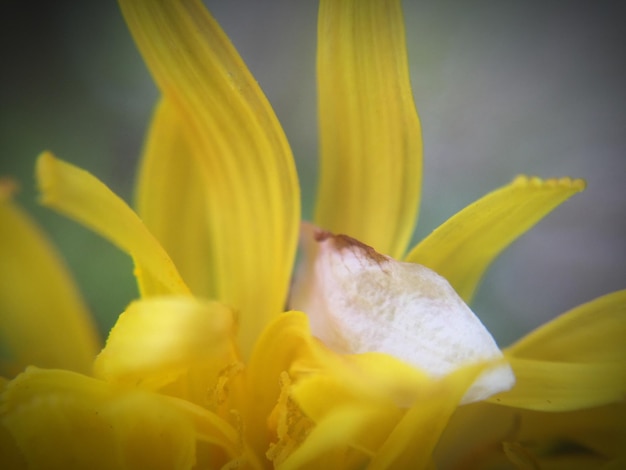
[
  {"xmin": 119, "ymin": 0, "xmax": 299, "ymax": 356},
  {"xmin": 490, "ymin": 290, "xmax": 626, "ymax": 411},
  {"xmin": 93, "ymin": 297, "xmax": 234, "ymax": 391},
  {"xmin": 290, "ymin": 354, "xmax": 419, "ymax": 456},
  {"xmin": 36, "ymin": 152, "xmax": 189, "ymax": 297},
  {"xmin": 369, "ymin": 365, "xmax": 483, "ymax": 470},
  {"xmin": 405, "ymin": 176, "xmax": 585, "ymax": 302},
  {"xmin": 0, "ymin": 180, "xmax": 99, "ymax": 375},
  {"xmin": 135, "ymin": 99, "xmax": 213, "ymax": 297},
  {"xmin": 438, "ymin": 400, "xmax": 626, "ymax": 469},
  {"xmin": 1, "ymin": 367, "xmax": 196, "ymax": 469},
  {"xmin": 506, "ymin": 290, "xmax": 626, "ymax": 362},
  {"xmin": 279, "ymin": 405, "xmax": 376, "ymax": 470},
  {"xmin": 315, "ymin": 0, "xmax": 422, "ymax": 259},
  {"xmin": 490, "ymin": 358, "xmax": 625, "ymax": 411},
  {"xmin": 244, "ymin": 311, "xmax": 317, "ymax": 459}
]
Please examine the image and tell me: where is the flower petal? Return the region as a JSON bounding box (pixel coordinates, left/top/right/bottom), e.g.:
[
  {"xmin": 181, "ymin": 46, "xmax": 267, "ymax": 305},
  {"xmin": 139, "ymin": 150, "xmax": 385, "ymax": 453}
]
[
  {"xmin": 490, "ymin": 358, "xmax": 625, "ymax": 411},
  {"xmin": 93, "ymin": 297, "xmax": 234, "ymax": 391},
  {"xmin": 490, "ymin": 290, "xmax": 626, "ymax": 411},
  {"xmin": 315, "ymin": 0, "xmax": 422, "ymax": 259},
  {"xmin": 119, "ymin": 0, "xmax": 300, "ymax": 356},
  {"xmin": 506, "ymin": 289, "xmax": 626, "ymax": 362},
  {"xmin": 244, "ymin": 311, "xmax": 317, "ymax": 459},
  {"xmin": 405, "ymin": 176, "xmax": 586, "ymax": 302},
  {"xmin": 0, "ymin": 180, "xmax": 99, "ymax": 375},
  {"xmin": 279, "ymin": 405, "xmax": 377, "ymax": 470},
  {"xmin": 369, "ymin": 365, "xmax": 484, "ymax": 470},
  {"xmin": 438, "ymin": 401, "xmax": 626, "ymax": 469},
  {"xmin": 135, "ymin": 99, "xmax": 214, "ymax": 297},
  {"xmin": 36, "ymin": 152, "xmax": 189, "ymax": 296},
  {"xmin": 1, "ymin": 367, "xmax": 196, "ymax": 469}
]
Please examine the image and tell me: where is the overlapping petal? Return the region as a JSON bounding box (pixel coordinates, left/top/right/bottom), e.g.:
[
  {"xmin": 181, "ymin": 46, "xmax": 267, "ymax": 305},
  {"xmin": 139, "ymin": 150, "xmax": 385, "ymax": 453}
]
[
  {"xmin": 135, "ymin": 99, "xmax": 213, "ymax": 297},
  {"xmin": 406, "ymin": 176, "xmax": 586, "ymax": 302},
  {"xmin": 506, "ymin": 289, "xmax": 626, "ymax": 362},
  {"xmin": 437, "ymin": 399, "xmax": 626, "ymax": 469},
  {"xmin": 315, "ymin": 0, "xmax": 422, "ymax": 259},
  {"xmin": 119, "ymin": 0, "xmax": 300, "ymax": 357},
  {"xmin": 1, "ymin": 367, "xmax": 196, "ymax": 469},
  {"xmin": 490, "ymin": 290, "xmax": 626, "ymax": 411},
  {"xmin": 93, "ymin": 297, "xmax": 234, "ymax": 391},
  {"xmin": 36, "ymin": 152, "xmax": 189, "ymax": 297},
  {"xmin": 0, "ymin": 180, "xmax": 99, "ymax": 376}
]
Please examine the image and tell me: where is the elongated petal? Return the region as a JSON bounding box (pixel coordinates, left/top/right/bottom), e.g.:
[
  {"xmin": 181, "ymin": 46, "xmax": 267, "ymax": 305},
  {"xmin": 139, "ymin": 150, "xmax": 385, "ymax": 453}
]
[
  {"xmin": 1, "ymin": 367, "xmax": 196, "ymax": 469},
  {"xmin": 279, "ymin": 405, "xmax": 377, "ymax": 470},
  {"xmin": 315, "ymin": 0, "xmax": 422, "ymax": 259},
  {"xmin": 506, "ymin": 289, "xmax": 626, "ymax": 362},
  {"xmin": 119, "ymin": 0, "xmax": 300, "ymax": 356},
  {"xmin": 93, "ymin": 297, "xmax": 234, "ymax": 391},
  {"xmin": 135, "ymin": 99, "xmax": 213, "ymax": 297},
  {"xmin": 490, "ymin": 358, "xmax": 625, "ymax": 411},
  {"xmin": 438, "ymin": 401, "xmax": 626, "ymax": 469},
  {"xmin": 405, "ymin": 176, "xmax": 586, "ymax": 302},
  {"xmin": 490, "ymin": 290, "xmax": 626, "ymax": 411},
  {"xmin": 369, "ymin": 365, "xmax": 483, "ymax": 470},
  {"xmin": 244, "ymin": 312, "xmax": 317, "ymax": 459},
  {"xmin": 0, "ymin": 180, "xmax": 99, "ymax": 375},
  {"xmin": 36, "ymin": 152, "xmax": 189, "ymax": 296}
]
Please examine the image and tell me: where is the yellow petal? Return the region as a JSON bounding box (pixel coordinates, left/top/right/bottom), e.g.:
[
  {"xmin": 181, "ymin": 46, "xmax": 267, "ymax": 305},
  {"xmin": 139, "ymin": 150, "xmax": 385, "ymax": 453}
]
[
  {"xmin": 244, "ymin": 311, "xmax": 316, "ymax": 459},
  {"xmin": 119, "ymin": 0, "xmax": 300, "ymax": 356},
  {"xmin": 290, "ymin": 355, "xmax": 417, "ymax": 456},
  {"xmin": 93, "ymin": 297, "xmax": 234, "ymax": 391},
  {"xmin": 279, "ymin": 405, "xmax": 377, "ymax": 470},
  {"xmin": 437, "ymin": 400, "xmax": 626, "ymax": 469},
  {"xmin": 1, "ymin": 367, "xmax": 196, "ymax": 469},
  {"xmin": 491, "ymin": 290, "xmax": 626, "ymax": 411},
  {"xmin": 490, "ymin": 358, "xmax": 625, "ymax": 411},
  {"xmin": 506, "ymin": 290, "xmax": 626, "ymax": 362},
  {"xmin": 405, "ymin": 176, "xmax": 586, "ymax": 302},
  {"xmin": 369, "ymin": 365, "xmax": 484, "ymax": 470},
  {"xmin": 0, "ymin": 179, "xmax": 99, "ymax": 375},
  {"xmin": 135, "ymin": 99, "xmax": 213, "ymax": 297},
  {"xmin": 315, "ymin": 0, "xmax": 422, "ymax": 259},
  {"xmin": 36, "ymin": 152, "xmax": 189, "ymax": 297}
]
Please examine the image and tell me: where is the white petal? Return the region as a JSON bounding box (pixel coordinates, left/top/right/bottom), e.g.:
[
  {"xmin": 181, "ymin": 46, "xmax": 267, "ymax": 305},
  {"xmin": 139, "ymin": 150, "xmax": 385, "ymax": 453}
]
[{"xmin": 289, "ymin": 223, "xmax": 515, "ymax": 404}]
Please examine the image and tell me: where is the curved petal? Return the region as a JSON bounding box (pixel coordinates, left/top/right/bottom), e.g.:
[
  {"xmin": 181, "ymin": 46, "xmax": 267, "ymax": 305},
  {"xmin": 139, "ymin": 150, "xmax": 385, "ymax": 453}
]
[
  {"xmin": 0, "ymin": 180, "xmax": 99, "ymax": 375},
  {"xmin": 135, "ymin": 99, "xmax": 213, "ymax": 297},
  {"xmin": 437, "ymin": 401, "xmax": 626, "ymax": 469},
  {"xmin": 315, "ymin": 0, "xmax": 422, "ymax": 259},
  {"xmin": 244, "ymin": 311, "xmax": 317, "ymax": 459},
  {"xmin": 489, "ymin": 358, "xmax": 625, "ymax": 411},
  {"xmin": 369, "ymin": 365, "xmax": 483, "ymax": 470},
  {"xmin": 119, "ymin": 0, "xmax": 300, "ymax": 357},
  {"xmin": 279, "ymin": 405, "xmax": 376, "ymax": 470},
  {"xmin": 405, "ymin": 176, "xmax": 586, "ymax": 302},
  {"xmin": 93, "ymin": 297, "xmax": 234, "ymax": 391},
  {"xmin": 1, "ymin": 367, "xmax": 196, "ymax": 469},
  {"xmin": 36, "ymin": 152, "xmax": 189, "ymax": 297},
  {"xmin": 490, "ymin": 290, "xmax": 626, "ymax": 412},
  {"xmin": 506, "ymin": 289, "xmax": 626, "ymax": 362}
]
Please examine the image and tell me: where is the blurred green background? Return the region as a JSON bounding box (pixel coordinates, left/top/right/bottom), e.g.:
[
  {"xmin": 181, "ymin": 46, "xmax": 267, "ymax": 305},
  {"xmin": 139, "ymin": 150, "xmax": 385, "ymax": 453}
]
[{"xmin": 2, "ymin": 1, "xmax": 625, "ymax": 346}]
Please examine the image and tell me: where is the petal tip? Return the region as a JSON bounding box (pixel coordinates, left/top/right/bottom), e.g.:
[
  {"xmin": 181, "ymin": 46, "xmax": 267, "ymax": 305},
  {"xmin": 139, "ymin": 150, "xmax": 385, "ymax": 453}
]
[{"xmin": 512, "ymin": 175, "xmax": 586, "ymax": 192}]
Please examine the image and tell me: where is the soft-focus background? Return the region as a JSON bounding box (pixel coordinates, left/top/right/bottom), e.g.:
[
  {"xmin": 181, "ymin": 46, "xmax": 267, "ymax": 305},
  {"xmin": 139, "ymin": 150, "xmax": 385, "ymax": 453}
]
[{"xmin": 2, "ymin": 1, "xmax": 625, "ymax": 346}]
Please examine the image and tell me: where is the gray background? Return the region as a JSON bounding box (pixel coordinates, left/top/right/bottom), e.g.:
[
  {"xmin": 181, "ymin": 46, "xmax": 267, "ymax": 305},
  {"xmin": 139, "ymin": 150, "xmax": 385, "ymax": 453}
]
[{"xmin": 2, "ymin": 1, "xmax": 624, "ymax": 346}]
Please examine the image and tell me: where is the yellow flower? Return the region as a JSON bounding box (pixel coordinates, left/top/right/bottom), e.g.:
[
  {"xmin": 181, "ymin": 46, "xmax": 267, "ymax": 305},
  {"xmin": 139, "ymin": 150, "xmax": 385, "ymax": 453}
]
[{"xmin": 1, "ymin": 1, "xmax": 624, "ymax": 469}]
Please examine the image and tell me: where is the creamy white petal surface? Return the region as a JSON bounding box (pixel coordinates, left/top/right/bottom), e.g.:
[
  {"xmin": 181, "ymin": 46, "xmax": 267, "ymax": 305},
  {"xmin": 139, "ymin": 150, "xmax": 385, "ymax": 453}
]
[{"xmin": 290, "ymin": 223, "xmax": 515, "ymax": 404}]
